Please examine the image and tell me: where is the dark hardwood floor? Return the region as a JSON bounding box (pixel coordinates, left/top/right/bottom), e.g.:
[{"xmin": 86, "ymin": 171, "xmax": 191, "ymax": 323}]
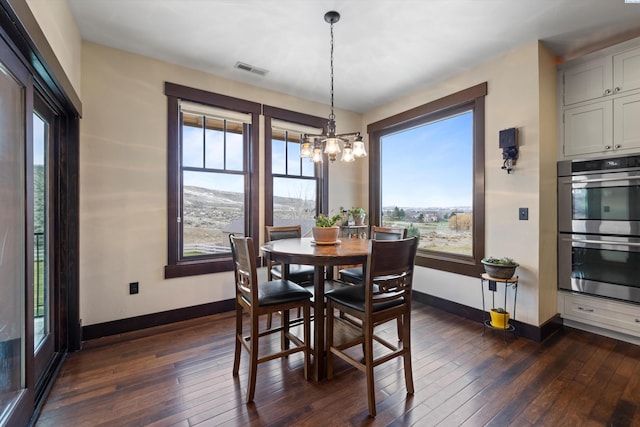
[{"xmin": 36, "ymin": 302, "xmax": 640, "ymax": 426}]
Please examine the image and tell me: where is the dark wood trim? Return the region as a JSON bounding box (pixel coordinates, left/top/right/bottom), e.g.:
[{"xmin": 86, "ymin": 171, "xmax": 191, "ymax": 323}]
[
  {"xmin": 368, "ymin": 82, "xmax": 487, "ymax": 278},
  {"xmin": 164, "ymin": 258, "xmax": 235, "ymax": 279},
  {"xmin": 164, "ymin": 83, "xmax": 260, "ymax": 278},
  {"xmin": 165, "ymin": 82, "xmax": 261, "ymax": 114},
  {"xmin": 2, "ymin": 0, "xmax": 81, "ymax": 116},
  {"xmin": 412, "ymin": 290, "xmax": 563, "ymax": 343},
  {"xmin": 263, "ymin": 105, "xmax": 326, "ymax": 128},
  {"xmin": 81, "ymin": 299, "xmax": 236, "ymax": 341},
  {"xmin": 262, "ymin": 105, "xmax": 328, "ymax": 227},
  {"xmin": 367, "ymin": 82, "xmax": 487, "ymax": 133}
]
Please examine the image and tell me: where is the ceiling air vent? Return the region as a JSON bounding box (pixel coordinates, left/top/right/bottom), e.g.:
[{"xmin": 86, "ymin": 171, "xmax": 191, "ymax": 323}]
[{"xmin": 234, "ymin": 62, "xmax": 268, "ymax": 76}]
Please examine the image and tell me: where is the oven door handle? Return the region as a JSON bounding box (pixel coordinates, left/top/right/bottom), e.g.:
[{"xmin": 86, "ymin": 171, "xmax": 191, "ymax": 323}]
[
  {"xmin": 565, "ymin": 237, "xmax": 640, "ymax": 247},
  {"xmin": 569, "ymin": 175, "xmax": 640, "ymax": 184}
]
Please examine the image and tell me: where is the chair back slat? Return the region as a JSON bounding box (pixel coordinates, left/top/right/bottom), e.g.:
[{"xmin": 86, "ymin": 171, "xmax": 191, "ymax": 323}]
[
  {"xmin": 371, "ymin": 226, "xmax": 407, "ymax": 240},
  {"xmin": 266, "ymin": 225, "xmax": 302, "ymax": 242},
  {"xmin": 229, "ymin": 234, "xmax": 258, "ymax": 303},
  {"xmin": 365, "ymin": 237, "xmax": 418, "ymax": 309}
]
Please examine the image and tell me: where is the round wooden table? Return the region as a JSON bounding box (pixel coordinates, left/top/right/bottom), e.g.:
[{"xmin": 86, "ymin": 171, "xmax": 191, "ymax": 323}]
[{"xmin": 261, "ymin": 237, "xmax": 369, "ymax": 380}]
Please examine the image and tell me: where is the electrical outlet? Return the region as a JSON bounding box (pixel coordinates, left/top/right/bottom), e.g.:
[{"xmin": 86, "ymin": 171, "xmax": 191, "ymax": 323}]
[
  {"xmin": 519, "ymin": 207, "xmax": 529, "ymax": 220},
  {"xmin": 129, "ymin": 282, "xmax": 139, "ymax": 294}
]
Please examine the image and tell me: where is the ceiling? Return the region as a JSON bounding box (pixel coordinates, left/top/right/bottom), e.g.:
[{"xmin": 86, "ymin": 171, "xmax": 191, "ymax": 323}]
[{"xmin": 68, "ymin": 0, "xmax": 640, "ymax": 113}]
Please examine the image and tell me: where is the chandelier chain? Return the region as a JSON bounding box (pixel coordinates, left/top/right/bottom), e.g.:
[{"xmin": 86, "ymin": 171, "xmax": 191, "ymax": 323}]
[{"xmin": 329, "ymin": 20, "xmax": 335, "ymax": 121}]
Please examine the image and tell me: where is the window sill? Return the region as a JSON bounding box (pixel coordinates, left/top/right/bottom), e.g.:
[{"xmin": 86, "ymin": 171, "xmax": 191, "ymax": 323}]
[
  {"xmin": 164, "ymin": 258, "xmax": 234, "ymax": 279},
  {"xmin": 415, "ymin": 252, "xmax": 483, "ymax": 278}
]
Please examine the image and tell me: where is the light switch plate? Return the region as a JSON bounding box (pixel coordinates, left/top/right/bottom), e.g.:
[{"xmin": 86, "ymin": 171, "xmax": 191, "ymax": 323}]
[{"xmin": 519, "ymin": 207, "xmax": 528, "ymax": 220}]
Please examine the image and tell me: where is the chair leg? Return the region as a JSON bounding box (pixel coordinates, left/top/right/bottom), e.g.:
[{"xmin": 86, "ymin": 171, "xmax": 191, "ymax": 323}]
[
  {"xmin": 267, "ymin": 313, "xmax": 273, "ymax": 329},
  {"xmin": 397, "ymin": 317, "xmax": 403, "ymax": 341},
  {"xmin": 402, "ymin": 312, "xmax": 414, "ymax": 395},
  {"xmin": 303, "ymin": 302, "xmax": 311, "ymax": 381},
  {"xmin": 282, "ymin": 309, "xmax": 290, "ymax": 351},
  {"xmin": 326, "ymin": 301, "xmax": 334, "ymax": 380},
  {"xmin": 364, "ymin": 322, "xmax": 377, "ymax": 417},
  {"xmin": 233, "ymin": 304, "xmax": 242, "ymax": 376},
  {"xmin": 246, "ymin": 311, "xmax": 259, "ymax": 403}
]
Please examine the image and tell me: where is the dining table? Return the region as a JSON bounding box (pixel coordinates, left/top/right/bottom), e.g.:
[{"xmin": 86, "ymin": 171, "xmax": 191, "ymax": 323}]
[{"xmin": 260, "ymin": 236, "xmax": 370, "ymax": 381}]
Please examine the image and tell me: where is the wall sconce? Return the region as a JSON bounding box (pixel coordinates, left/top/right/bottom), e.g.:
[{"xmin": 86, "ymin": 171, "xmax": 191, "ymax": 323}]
[{"xmin": 499, "ymin": 127, "xmax": 518, "ymax": 174}]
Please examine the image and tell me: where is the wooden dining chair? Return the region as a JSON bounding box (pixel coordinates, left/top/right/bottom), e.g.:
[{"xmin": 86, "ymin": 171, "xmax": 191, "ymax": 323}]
[
  {"xmin": 265, "ymin": 225, "xmax": 315, "ymax": 328},
  {"xmin": 337, "ymin": 226, "xmax": 408, "ymax": 337},
  {"xmin": 265, "ymin": 225, "xmax": 315, "ymax": 283},
  {"xmin": 229, "ymin": 234, "xmax": 312, "ymax": 403},
  {"xmin": 325, "ymin": 237, "xmax": 418, "ymax": 417}
]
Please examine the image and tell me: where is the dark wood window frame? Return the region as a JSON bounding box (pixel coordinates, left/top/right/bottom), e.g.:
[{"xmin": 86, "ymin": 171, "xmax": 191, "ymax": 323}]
[
  {"xmin": 367, "ymin": 82, "xmax": 487, "ymax": 277},
  {"xmin": 164, "ymin": 82, "xmax": 260, "ymax": 278},
  {"xmin": 263, "ymin": 105, "xmax": 328, "ymax": 227}
]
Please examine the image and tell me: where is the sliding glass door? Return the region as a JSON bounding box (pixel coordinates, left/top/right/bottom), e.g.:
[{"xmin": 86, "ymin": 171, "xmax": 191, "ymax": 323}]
[
  {"xmin": 33, "ymin": 93, "xmax": 57, "ymax": 391},
  {"xmin": 0, "ymin": 34, "xmax": 32, "ymax": 426}
]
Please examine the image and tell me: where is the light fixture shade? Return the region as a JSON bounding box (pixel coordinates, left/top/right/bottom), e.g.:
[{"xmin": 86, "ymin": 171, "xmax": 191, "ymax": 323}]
[
  {"xmin": 323, "ymin": 137, "xmax": 341, "ymax": 155},
  {"xmin": 312, "ymin": 145, "xmax": 323, "ymax": 163},
  {"xmin": 300, "ymin": 140, "xmax": 313, "ymax": 158},
  {"xmin": 341, "ymin": 144, "xmax": 355, "ymax": 162},
  {"xmin": 352, "ymin": 138, "xmax": 367, "ymax": 157}
]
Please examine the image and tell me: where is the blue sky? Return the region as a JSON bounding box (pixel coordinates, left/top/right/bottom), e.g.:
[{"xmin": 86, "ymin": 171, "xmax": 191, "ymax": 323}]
[
  {"xmin": 180, "ymin": 112, "xmax": 473, "ymax": 209},
  {"xmin": 381, "ymin": 111, "xmax": 473, "ymax": 208}
]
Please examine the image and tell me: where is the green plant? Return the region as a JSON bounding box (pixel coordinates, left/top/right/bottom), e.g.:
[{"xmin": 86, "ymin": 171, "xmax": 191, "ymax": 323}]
[
  {"xmin": 491, "ymin": 307, "xmax": 507, "ymax": 313},
  {"xmin": 315, "ymin": 213, "xmax": 343, "ymax": 227},
  {"xmin": 482, "ymin": 256, "xmax": 517, "ymax": 266},
  {"xmin": 349, "ymin": 206, "xmax": 366, "ymax": 217}
]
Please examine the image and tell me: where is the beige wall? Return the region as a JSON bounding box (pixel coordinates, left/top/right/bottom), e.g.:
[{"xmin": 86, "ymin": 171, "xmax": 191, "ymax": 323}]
[
  {"xmin": 30, "ymin": 2, "xmax": 557, "ymax": 328},
  {"xmin": 363, "ymin": 41, "xmax": 558, "ymax": 327},
  {"xmin": 26, "ymin": 0, "xmax": 82, "ymax": 96},
  {"xmin": 79, "ymin": 42, "xmax": 366, "ymax": 325}
]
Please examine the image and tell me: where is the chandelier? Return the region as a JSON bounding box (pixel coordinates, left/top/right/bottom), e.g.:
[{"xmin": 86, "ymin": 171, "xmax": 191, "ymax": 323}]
[{"xmin": 300, "ymin": 11, "xmax": 367, "ymax": 163}]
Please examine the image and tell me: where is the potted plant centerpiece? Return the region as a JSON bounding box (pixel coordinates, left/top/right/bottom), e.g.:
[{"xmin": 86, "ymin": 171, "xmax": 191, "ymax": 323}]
[
  {"xmin": 312, "ymin": 213, "xmax": 343, "ymax": 244},
  {"xmin": 349, "ymin": 207, "xmax": 367, "ymax": 226},
  {"xmin": 481, "ymin": 256, "xmax": 518, "ymax": 279}
]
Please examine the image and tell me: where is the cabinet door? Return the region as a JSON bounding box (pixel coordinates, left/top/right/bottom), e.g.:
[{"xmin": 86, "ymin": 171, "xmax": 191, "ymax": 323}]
[
  {"xmin": 613, "ymin": 46, "xmax": 640, "ymax": 95},
  {"xmin": 563, "ymin": 57, "xmax": 612, "ymax": 105},
  {"xmin": 613, "ymin": 92, "xmax": 640, "ymax": 153},
  {"xmin": 563, "ymin": 101, "xmax": 613, "ymax": 157}
]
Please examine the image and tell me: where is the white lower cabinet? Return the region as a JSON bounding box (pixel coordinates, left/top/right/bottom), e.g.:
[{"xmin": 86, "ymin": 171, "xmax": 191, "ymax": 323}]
[
  {"xmin": 562, "ymin": 93, "xmax": 640, "ymax": 158},
  {"xmin": 559, "ymin": 292, "xmax": 640, "ymax": 339}
]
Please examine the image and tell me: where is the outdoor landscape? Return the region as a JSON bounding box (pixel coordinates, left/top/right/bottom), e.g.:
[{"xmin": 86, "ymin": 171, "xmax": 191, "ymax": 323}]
[{"xmin": 183, "ymin": 186, "xmax": 472, "ymax": 255}]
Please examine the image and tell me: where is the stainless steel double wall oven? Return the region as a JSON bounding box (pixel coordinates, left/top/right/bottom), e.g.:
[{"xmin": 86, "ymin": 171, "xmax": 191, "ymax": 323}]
[{"xmin": 558, "ymin": 155, "xmax": 640, "ymax": 303}]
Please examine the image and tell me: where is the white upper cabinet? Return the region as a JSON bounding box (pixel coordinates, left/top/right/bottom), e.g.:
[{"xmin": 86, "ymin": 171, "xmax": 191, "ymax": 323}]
[
  {"xmin": 613, "ymin": 47, "xmax": 640, "ymax": 96},
  {"xmin": 613, "ymin": 92, "xmax": 640, "ymax": 154},
  {"xmin": 563, "ymin": 101, "xmax": 613, "ymax": 157},
  {"xmin": 562, "ymin": 46, "xmax": 640, "ymax": 106},
  {"xmin": 559, "ymin": 41, "xmax": 640, "ymax": 159},
  {"xmin": 563, "ymin": 57, "xmax": 612, "ymax": 105}
]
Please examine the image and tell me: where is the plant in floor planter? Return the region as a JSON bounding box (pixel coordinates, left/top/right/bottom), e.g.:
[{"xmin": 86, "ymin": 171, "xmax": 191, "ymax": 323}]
[
  {"xmin": 349, "ymin": 206, "xmax": 367, "ymax": 226},
  {"xmin": 481, "ymin": 256, "xmax": 519, "ymax": 279},
  {"xmin": 489, "ymin": 307, "xmax": 510, "ymax": 329},
  {"xmin": 312, "ymin": 213, "xmax": 343, "ymax": 243}
]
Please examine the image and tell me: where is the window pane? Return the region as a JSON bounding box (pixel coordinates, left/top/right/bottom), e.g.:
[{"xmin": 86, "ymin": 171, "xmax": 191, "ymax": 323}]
[
  {"xmin": 182, "ymin": 113, "xmax": 203, "ymax": 168},
  {"xmin": 381, "ymin": 111, "xmax": 473, "ymax": 256},
  {"xmin": 182, "ymin": 171, "xmax": 244, "ymax": 257},
  {"xmin": 273, "ymin": 177, "xmax": 316, "ymax": 223},
  {"xmin": 204, "ymin": 118, "xmax": 224, "ymax": 170},
  {"xmin": 225, "ymin": 127, "xmax": 244, "ymax": 171},
  {"xmin": 286, "ymin": 131, "xmax": 303, "ymax": 176},
  {"xmin": 301, "ymin": 157, "xmax": 315, "ymax": 177},
  {"xmin": 272, "ymin": 136, "xmax": 286, "ymax": 174}
]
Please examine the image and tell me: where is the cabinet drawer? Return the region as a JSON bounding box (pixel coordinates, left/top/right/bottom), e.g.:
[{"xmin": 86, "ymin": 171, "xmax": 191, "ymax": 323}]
[{"xmin": 563, "ymin": 294, "xmax": 640, "ymax": 336}]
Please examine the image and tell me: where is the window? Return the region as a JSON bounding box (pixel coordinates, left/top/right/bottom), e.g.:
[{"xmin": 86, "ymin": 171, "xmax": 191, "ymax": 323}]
[
  {"xmin": 264, "ymin": 106, "xmax": 327, "ymax": 234},
  {"xmin": 165, "ymin": 83, "xmax": 259, "ymax": 278},
  {"xmin": 368, "ymin": 83, "xmax": 486, "ymax": 277}
]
